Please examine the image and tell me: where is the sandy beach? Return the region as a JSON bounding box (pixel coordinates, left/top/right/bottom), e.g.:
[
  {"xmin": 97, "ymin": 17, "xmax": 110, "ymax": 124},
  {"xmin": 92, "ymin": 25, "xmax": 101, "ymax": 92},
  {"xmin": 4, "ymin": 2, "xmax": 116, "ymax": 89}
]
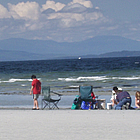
[
  {"xmin": 0, "ymin": 90, "xmax": 138, "ymax": 140},
  {"xmin": 0, "ymin": 109, "xmax": 140, "ymax": 140}
]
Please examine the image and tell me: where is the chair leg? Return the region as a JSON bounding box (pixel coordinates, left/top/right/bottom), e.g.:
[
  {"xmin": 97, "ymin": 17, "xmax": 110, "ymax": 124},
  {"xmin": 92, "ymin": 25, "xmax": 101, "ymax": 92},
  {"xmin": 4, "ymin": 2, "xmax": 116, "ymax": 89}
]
[
  {"xmin": 42, "ymin": 101, "xmax": 49, "ymax": 110},
  {"xmin": 52, "ymin": 101, "xmax": 59, "ymax": 109},
  {"xmin": 43, "ymin": 103, "xmax": 48, "ymax": 109},
  {"xmin": 42, "ymin": 100, "xmax": 60, "ymax": 110},
  {"xmin": 49, "ymin": 102, "xmax": 51, "ymax": 109},
  {"xmin": 41, "ymin": 100, "xmax": 43, "ymax": 109}
]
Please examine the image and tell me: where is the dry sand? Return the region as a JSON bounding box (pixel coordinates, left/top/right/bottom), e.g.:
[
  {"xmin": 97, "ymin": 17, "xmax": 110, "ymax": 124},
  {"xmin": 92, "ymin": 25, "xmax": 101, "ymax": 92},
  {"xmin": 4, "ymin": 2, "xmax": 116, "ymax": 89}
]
[{"xmin": 0, "ymin": 109, "xmax": 140, "ymax": 140}]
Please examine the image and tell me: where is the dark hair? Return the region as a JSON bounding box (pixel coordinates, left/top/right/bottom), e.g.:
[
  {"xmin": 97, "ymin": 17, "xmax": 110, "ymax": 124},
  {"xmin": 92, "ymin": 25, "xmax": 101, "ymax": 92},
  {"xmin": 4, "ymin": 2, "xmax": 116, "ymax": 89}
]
[
  {"xmin": 31, "ymin": 75, "xmax": 36, "ymax": 79},
  {"xmin": 113, "ymin": 86, "xmax": 118, "ymax": 91}
]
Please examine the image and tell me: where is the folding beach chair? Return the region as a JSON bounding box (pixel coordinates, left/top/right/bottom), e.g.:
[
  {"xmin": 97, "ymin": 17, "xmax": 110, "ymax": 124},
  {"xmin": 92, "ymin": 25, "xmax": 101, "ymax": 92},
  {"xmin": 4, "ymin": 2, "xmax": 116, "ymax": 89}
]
[
  {"xmin": 79, "ymin": 85, "xmax": 98, "ymax": 109},
  {"xmin": 41, "ymin": 86, "xmax": 62, "ymax": 110}
]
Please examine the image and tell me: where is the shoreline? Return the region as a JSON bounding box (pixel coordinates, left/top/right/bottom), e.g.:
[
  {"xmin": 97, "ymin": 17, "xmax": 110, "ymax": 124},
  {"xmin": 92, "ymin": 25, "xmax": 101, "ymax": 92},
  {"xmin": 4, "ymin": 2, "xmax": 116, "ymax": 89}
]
[
  {"xmin": 0, "ymin": 93, "xmax": 136, "ymax": 109},
  {"xmin": 0, "ymin": 91, "xmax": 137, "ymax": 96}
]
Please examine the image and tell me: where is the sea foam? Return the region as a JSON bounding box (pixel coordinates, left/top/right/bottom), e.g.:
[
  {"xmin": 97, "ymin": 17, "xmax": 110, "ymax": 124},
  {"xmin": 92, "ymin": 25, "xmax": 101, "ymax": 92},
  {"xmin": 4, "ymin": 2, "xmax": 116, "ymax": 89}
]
[{"xmin": 58, "ymin": 76, "xmax": 140, "ymax": 82}]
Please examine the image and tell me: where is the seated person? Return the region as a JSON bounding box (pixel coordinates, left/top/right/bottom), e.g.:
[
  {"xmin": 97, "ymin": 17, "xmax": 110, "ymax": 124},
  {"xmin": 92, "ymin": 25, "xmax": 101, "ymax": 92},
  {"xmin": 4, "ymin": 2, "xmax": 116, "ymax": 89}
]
[
  {"xmin": 89, "ymin": 92, "xmax": 98, "ymax": 110},
  {"xmin": 113, "ymin": 86, "xmax": 131, "ymax": 110},
  {"xmin": 111, "ymin": 90, "xmax": 117, "ymax": 107},
  {"xmin": 111, "ymin": 88, "xmax": 122, "ymax": 107},
  {"xmin": 135, "ymin": 91, "xmax": 140, "ymax": 108}
]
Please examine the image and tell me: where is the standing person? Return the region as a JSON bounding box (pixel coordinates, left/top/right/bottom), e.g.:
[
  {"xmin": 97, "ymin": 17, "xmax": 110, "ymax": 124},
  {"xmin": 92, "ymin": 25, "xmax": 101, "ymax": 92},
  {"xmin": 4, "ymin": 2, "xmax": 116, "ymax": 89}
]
[
  {"xmin": 30, "ymin": 75, "xmax": 41, "ymax": 110},
  {"xmin": 113, "ymin": 86, "xmax": 131, "ymax": 110},
  {"xmin": 135, "ymin": 91, "xmax": 140, "ymax": 108}
]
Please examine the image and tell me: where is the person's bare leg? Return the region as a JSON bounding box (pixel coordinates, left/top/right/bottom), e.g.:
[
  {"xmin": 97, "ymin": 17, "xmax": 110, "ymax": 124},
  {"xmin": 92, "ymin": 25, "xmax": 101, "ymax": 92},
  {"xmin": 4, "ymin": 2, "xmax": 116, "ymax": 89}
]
[
  {"xmin": 89, "ymin": 102, "xmax": 91, "ymax": 110},
  {"xmin": 36, "ymin": 100, "xmax": 39, "ymax": 109},
  {"xmin": 33, "ymin": 98, "xmax": 39, "ymax": 110},
  {"xmin": 33, "ymin": 99, "xmax": 37, "ymax": 109}
]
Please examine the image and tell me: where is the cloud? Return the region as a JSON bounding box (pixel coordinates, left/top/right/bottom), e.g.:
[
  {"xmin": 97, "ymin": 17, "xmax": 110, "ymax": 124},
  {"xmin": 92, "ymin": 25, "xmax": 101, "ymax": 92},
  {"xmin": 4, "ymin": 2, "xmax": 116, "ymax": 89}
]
[
  {"xmin": 41, "ymin": 0, "xmax": 65, "ymax": 12},
  {"xmin": 42, "ymin": 8, "xmax": 56, "ymax": 14},
  {"xmin": 68, "ymin": 0, "xmax": 93, "ymax": 8},
  {"xmin": 0, "ymin": 4, "xmax": 11, "ymax": 18},
  {"xmin": 55, "ymin": 11, "xmax": 105, "ymax": 28},
  {"xmin": 0, "ymin": 0, "xmax": 139, "ymax": 42},
  {"xmin": 60, "ymin": 3, "xmax": 87, "ymax": 13},
  {"xmin": 46, "ymin": 4, "xmax": 105, "ymax": 29},
  {"xmin": 8, "ymin": 1, "xmax": 40, "ymax": 20},
  {"xmin": 43, "ymin": 1, "xmax": 105, "ymax": 28},
  {"xmin": 0, "ymin": 1, "xmax": 110, "ymax": 41}
]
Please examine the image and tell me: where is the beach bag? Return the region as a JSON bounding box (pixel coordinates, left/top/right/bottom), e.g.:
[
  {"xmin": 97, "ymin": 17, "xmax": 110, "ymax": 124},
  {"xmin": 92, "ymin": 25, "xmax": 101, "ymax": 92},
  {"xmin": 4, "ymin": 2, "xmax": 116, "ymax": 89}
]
[
  {"xmin": 71, "ymin": 95, "xmax": 81, "ymax": 110},
  {"xmin": 71, "ymin": 103, "xmax": 78, "ymax": 109},
  {"xmin": 81, "ymin": 101, "xmax": 93, "ymax": 110}
]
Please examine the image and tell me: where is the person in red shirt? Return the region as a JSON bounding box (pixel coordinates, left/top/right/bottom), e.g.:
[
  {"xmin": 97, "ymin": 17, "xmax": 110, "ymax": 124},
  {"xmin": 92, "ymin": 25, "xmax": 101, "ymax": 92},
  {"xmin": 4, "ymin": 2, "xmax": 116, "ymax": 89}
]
[
  {"xmin": 91, "ymin": 92, "xmax": 96, "ymax": 100},
  {"xmin": 30, "ymin": 75, "xmax": 41, "ymax": 110},
  {"xmin": 89, "ymin": 92, "xmax": 98, "ymax": 110}
]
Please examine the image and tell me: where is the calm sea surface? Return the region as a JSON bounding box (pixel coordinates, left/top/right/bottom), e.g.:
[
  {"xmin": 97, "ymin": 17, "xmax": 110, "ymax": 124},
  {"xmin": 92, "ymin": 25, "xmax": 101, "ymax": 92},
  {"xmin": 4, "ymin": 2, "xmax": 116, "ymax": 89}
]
[{"xmin": 0, "ymin": 57, "xmax": 140, "ymax": 94}]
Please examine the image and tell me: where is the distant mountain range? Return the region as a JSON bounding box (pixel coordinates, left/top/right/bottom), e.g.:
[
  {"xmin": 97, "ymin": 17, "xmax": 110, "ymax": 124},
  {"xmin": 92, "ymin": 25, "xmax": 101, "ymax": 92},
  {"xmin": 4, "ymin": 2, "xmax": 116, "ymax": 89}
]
[
  {"xmin": 80, "ymin": 50, "xmax": 140, "ymax": 58},
  {"xmin": 0, "ymin": 35, "xmax": 140, "ymax": 61},
  {"xmin": 0, "ymin": 50, "xmax": 140, "ymax": 61},
  {"xmin": 0, "ymin": 50, "xmax": 48, "ymax": 61}
]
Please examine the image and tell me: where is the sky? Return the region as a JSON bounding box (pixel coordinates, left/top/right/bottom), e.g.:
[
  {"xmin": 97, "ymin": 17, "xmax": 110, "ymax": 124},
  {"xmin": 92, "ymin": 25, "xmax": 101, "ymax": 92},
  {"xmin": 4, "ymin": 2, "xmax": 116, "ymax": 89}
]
[{"xmin": 0, "ymin": 0, "xmax": 140, "ymax": 42}]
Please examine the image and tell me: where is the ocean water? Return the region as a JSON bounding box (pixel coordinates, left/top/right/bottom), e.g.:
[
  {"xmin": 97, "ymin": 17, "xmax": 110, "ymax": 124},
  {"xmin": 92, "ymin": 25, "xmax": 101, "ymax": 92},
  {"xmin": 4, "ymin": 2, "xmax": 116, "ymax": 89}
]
[{"xmin": 0, "ymin": 57, "xmax": 140, "ymax": 94}]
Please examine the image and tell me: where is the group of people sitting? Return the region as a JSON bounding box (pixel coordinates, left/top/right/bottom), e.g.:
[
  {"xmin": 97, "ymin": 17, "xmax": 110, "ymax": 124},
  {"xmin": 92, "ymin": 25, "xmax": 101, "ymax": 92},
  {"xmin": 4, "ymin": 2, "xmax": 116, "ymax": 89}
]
[
  {"xmin": 72, "ymin": 86, "xmax": 140, "ymax": 110},
  {"xmin": 71, "ymin": 92, "xmax": 98, "ymax": 110},
  {"xmin": 111, "ymin": 86, "xmax": 140, "ymax": 110}
]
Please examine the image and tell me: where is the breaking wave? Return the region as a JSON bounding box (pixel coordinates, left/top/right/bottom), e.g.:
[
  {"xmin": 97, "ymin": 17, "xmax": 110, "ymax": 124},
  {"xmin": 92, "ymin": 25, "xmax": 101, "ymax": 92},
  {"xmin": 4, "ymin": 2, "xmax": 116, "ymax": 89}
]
[{"xmin": 58, "ymin": 76, "xmax": 140, "ymax": 82}]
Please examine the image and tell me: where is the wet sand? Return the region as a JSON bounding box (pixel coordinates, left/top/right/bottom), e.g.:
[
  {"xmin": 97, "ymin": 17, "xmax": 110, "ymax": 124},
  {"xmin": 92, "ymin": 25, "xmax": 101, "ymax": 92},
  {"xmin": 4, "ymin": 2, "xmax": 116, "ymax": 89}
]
[
  {"xmin": 52, "ymin": 91, "xmax": 136, "ymax": 96},
  {"xmin": 0, "ymin": 91, "xmax": 136, "ymax": 109},
  {"xmin": 0, "ymin": 90, "xmax": 137, "ymax": 96},
  {"xmin": 0, "ymin": 109, "xmax": 140, "ymax": 140}
]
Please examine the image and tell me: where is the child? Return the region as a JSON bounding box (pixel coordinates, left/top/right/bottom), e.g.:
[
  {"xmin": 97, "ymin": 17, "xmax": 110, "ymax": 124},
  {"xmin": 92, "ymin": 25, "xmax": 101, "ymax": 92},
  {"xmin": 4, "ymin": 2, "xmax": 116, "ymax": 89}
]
[
  {"xmin": 89, "ymin": 92, "xmax": 98, "ymax": 110},
  {"xmin": 135, "ymin": 91, "xmax": 140, "ymax": 108},
  {"xmin": 30, "ymin": 75, "xmax": 41, "ymax": 110}
]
